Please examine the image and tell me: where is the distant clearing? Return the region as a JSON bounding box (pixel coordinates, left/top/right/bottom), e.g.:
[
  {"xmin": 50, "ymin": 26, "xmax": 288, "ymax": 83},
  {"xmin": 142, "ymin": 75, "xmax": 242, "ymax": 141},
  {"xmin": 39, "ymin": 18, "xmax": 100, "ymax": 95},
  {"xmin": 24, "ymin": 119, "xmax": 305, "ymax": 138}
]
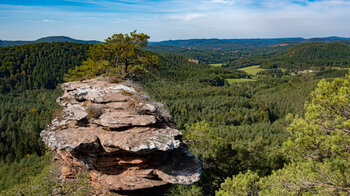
[
  {"xmin": 238, "ymin": 65, "xmax": 265, "ymax": 75},
  {"xmin": 227, "ymin": 78, "xmax": 256, "ymax": 84},
  {"xmin": 210, "ymin": 63, "xmax": 222, "ymax": 67}
]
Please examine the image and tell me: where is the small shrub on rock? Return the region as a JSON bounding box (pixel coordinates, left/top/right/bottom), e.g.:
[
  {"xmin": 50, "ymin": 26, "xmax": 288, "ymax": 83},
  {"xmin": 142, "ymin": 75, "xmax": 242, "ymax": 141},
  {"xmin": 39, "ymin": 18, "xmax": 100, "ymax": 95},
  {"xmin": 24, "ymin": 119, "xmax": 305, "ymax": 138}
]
[{"xmin": 86, "ymin": 106, "xmax": 102, "ymax": 119}]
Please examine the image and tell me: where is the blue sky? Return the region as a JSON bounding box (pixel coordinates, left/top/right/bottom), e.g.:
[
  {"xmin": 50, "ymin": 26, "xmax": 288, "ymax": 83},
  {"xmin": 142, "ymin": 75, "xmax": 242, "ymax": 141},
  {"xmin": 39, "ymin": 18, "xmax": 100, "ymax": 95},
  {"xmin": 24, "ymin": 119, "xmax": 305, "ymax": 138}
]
[{"xmin": 1, "ymin": 0, "xmax": 350, "ymax": 41}]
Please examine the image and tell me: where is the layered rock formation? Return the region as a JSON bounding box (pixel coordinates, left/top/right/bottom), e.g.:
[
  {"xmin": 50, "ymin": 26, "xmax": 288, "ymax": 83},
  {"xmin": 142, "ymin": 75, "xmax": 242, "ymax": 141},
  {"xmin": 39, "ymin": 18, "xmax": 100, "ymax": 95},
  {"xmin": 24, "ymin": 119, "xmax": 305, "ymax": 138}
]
[{"xmin": 41, "ymin": 78, "xmax": 201, "ymax": 195}]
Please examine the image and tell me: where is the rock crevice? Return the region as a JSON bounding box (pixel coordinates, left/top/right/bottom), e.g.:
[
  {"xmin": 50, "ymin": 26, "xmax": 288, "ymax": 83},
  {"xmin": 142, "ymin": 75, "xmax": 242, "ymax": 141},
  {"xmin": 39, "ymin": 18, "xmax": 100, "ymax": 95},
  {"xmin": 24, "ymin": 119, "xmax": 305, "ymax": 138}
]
[{"xmin": 41, "ymin": 78, "xmax": 201, "ymax": 194}]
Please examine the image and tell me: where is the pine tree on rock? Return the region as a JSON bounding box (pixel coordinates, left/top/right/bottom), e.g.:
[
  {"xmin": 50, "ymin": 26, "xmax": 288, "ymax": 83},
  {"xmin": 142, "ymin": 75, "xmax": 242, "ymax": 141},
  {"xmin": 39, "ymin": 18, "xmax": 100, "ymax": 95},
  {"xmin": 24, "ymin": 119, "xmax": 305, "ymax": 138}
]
[{"xmin": 66, "ymin": 30, "xmax": 159, "ymax": 81}]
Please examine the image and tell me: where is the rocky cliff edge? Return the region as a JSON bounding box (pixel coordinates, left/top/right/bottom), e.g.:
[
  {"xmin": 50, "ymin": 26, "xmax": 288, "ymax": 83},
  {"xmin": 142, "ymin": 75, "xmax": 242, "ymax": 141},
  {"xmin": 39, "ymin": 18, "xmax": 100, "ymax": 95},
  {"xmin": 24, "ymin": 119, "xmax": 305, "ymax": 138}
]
[{"xmin": 40, "ymin": 78, "xmax": 201, "ymax": 195}]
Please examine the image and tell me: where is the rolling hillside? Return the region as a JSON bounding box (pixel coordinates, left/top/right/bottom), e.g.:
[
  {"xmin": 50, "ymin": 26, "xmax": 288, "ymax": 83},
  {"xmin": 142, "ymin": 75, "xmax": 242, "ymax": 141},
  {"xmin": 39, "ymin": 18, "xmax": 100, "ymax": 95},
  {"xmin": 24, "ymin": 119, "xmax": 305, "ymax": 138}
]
[
  {"xmin": 0, "ymin": 42, "xmax": 89, "ymax": 93},
  {"xmin": 149, "ymin": 37, "xmax": 350, "ymax": 50},
  {"xmin": 3, "ymin": 36, "xmax": 350, "ymax": 49},
  {"xmin": 0, "ymin": 36, "xmax": 101, "ymax": 47},
  {"xmin": 226, "ymin": 42, "xmax": 350, "ymax": 69}
]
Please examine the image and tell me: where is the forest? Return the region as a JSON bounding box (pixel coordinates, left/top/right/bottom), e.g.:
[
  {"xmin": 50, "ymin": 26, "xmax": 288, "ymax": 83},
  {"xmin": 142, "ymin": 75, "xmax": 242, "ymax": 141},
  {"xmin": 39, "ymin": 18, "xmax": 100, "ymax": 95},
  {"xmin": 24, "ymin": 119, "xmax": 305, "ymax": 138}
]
[
  {"xmin": 148, "ymin": 37, "xmax": 350, "ymax": 50},
  {"xmin": 225, "ymin": 42, "xmax": 350, "ymax": 70},
  {"xmin": 147, "ymin": 45, "xmax": 290, "ymax": 64},
  {"xmin": 0, "ymin": 42, "xmax": 89, "ymax": 93},
  {"xmin": 0, "ymin": 39, "xmax": 349, "ymax": 195},
  {"xmin": 0, "ymin": 42, "xmax": 89, "ymax": 191}
]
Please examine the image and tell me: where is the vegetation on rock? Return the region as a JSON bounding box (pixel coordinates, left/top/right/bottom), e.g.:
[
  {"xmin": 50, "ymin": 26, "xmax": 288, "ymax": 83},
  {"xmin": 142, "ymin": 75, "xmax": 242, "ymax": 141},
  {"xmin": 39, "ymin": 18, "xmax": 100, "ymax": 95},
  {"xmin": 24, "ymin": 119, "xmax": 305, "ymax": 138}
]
[{"xmin": 66, "ymin": 30, "xmax": 159, "ymax": 81}]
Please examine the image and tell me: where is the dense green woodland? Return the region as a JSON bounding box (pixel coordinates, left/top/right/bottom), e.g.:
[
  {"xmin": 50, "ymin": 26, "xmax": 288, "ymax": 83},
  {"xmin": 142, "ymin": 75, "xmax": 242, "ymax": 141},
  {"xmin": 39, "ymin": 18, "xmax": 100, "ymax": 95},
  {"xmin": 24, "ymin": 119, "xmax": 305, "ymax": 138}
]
[
  {"xmin": 148, "ymin": 37, "xmax": 350, "ymax": 50},
  {"xmin": 0, "ymin": 41, "xmax": 349, "ymax": 195},
  {"xmin": 140, "ymin": 55, "xmax": 327, "ymax": 195},
  {"xmin": 147, "ymin": 45, "xmax": 289, "ymax": 64},
  {"xmin": 217, "ymin": 74, "xmax": 350, "ymax": 195},
  {"xmin": 226, "ymin": 42, "xmax": 350, "ymax": 70},
  {"xmin": 0, "ymin": 42, "xmax": 89, "ymax": 93},
  {"xmin": 148, "ymin": 38, "xmax": 350, "ymax": 65},
  {"xmin": 148, "ymin": 42, "xmax": 350, "ymax": 70},
  {"xmin": 0, "ymin": 90, "xmax": 61, "ymax": 162},
  {"xmin": 0, "ymin": 42, "xmax": 89, "ymax": 165},
  {"xmin": 0, "ymin": 42, "xmax": 89, "ymax": 192}
]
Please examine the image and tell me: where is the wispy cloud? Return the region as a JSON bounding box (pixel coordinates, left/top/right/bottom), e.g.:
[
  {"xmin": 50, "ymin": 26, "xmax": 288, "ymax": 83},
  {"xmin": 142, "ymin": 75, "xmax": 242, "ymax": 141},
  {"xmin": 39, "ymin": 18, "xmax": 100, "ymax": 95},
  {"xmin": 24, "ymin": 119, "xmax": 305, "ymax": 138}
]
[
  {"xmin": 211, "ymin": 0, "xmax": 235, "ymax": 5},
  {"xmin": 185, "ymin": 13, "xmax": 204, "ymax": 21},
  {"xmin": 42, "ymin": 19, "xmax": 54, "ymax": 23},
  {"xmin": 170, "ymin": 13, "xmax": 205, "ymax": 21},
  {"xmin": 1, "ymin": 0, "xmax": 350, "ymax": 40}
]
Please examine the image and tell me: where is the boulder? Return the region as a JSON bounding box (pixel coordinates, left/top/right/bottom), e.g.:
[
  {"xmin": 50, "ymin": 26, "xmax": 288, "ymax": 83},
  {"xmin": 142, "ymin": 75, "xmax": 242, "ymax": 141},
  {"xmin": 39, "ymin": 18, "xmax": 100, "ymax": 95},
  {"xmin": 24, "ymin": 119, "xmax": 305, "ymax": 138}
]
[{"xmin": 41, "ymin": 78, "xmax": 201, "ymax": 195}]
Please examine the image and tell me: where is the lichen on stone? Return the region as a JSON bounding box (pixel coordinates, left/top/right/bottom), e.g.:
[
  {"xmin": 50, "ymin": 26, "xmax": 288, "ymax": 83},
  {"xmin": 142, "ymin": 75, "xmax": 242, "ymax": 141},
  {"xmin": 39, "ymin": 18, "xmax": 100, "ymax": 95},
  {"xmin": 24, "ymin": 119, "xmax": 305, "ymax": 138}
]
[{"xmin": 40, "ymin": 78, "xmax": 201, "ymax": 195}]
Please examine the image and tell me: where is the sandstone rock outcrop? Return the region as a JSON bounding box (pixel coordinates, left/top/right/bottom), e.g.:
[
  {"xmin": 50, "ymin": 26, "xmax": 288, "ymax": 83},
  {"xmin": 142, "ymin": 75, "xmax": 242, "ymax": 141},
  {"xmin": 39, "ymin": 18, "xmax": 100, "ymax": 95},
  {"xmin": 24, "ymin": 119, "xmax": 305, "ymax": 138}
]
[{"xmin": 40, "ymin": 78, "xmax": 201, "ymax": 195}]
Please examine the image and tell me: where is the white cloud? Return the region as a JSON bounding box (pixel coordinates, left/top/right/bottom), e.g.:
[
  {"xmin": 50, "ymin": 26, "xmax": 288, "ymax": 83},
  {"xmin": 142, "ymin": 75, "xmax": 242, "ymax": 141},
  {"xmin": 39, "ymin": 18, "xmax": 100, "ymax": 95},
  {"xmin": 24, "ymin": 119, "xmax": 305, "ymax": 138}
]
[
  {"xmin": 211, "ymin": 0, "xmax": 235, "ymax": 5},
  {"xmin": 2, "ymin": 0, "xmax": 350, "ymax": 40},
  {"xmin": 170, "ymin": 13, "xmax": 205, "ymax": 21},
  {"xmin": 184, "ymin": 13, "xmax": 204, "ymax": 21}
]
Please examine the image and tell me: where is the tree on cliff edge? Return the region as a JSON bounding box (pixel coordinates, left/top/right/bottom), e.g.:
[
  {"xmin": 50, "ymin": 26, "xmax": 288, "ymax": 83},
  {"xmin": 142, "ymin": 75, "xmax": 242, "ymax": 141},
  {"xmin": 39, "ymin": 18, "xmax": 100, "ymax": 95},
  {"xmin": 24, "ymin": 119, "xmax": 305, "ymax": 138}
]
[{"xmin": 66, "ymin": 30, "xmax": 159, "ymax": 81}]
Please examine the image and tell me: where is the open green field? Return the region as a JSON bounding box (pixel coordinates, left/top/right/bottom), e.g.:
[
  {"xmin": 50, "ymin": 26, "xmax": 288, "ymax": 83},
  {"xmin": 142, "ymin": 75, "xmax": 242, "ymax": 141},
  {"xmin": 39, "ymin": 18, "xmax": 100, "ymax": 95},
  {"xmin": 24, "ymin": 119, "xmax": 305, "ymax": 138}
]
[
  {"xmin": 226, "ymin": 78, "xmax": 256, "ymax": 84},
  {"xmin": 209, "ymin": 63, "xmax": 223, "ymax": 67},
  {"xmin": 238, "ymin": 65, "xmax": 265, "ymax": 75}
]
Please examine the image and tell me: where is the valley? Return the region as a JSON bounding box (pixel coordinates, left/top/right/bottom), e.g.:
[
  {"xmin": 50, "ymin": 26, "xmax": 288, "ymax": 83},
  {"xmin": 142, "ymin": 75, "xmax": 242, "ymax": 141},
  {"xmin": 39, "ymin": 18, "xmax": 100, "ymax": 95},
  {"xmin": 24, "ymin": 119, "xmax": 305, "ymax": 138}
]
[{"xmin": 0, "ymin": 37, "xmax": 349, "ymax": 195}]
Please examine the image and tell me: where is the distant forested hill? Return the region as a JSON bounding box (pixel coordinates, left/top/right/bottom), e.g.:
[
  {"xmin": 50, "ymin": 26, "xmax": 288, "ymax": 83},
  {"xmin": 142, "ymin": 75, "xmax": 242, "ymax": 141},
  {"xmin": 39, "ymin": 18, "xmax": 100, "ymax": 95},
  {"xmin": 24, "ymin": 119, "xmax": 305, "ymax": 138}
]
[
  {"xmin": 3, "ymin": 35, "xmax": 350, "ymax": 49},
  {"xmin": 149, "ymin": 38, "xmax": 303, "ymax": 50},
  {"xmin": 147, "ymin": 37, "xmax": 350, "ymax": 64},
  {"xmin": 0, "ymin": 36, "xmax": 101, "ymax": 47},
  {"xmin": 147, "ymin": 45, "xmax": 289, "ymax": 64},
  {"xmin": 0, "ymin": 42, "xmax": 89, "ymax": 93},
  {"xmin": 149, "ymin": 36, "xmax": 350, "ymax": 50},
  {"xmin": 226, "ymin": 42, "xmax": 350, "ymax": 69}
]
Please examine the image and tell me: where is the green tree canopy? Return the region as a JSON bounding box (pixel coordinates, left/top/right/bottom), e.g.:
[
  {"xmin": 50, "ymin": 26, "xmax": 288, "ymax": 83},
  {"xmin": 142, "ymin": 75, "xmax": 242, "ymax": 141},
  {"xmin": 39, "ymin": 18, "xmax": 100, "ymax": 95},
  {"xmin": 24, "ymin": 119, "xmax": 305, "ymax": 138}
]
[
  {"xmin": 66, "ymin": 30, "xmax": 159, "ymax": 81},
  {"xmin": 217, "ymin": 74, "xmax": 350, "ymax": 195}
]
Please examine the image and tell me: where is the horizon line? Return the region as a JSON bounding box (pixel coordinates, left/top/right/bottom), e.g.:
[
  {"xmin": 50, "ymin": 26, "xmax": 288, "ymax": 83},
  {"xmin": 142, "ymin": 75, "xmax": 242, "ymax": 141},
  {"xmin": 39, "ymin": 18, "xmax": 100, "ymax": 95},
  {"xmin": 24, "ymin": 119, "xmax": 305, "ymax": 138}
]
[{"xmin": 1, "ymin": 35, "xmax": 350, "ymax": 43}]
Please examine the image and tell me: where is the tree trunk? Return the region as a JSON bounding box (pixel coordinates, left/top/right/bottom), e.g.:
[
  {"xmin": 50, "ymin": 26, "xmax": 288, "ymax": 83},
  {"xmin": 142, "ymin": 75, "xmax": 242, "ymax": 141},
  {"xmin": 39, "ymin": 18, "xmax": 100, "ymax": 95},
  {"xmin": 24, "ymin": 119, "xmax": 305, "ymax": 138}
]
[{"xmin": 124, "ymin": 62, "xmax": 129, "ymax": 79}]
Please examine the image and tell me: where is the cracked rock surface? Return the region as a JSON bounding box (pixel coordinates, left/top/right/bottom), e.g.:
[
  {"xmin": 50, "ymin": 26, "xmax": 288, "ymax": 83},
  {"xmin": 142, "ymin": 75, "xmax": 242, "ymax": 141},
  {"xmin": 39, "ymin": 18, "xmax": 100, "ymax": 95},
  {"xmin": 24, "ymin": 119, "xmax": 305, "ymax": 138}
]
[{"xmin": 40, "ymin": 78, "xmax": 201, "ymax": 195}]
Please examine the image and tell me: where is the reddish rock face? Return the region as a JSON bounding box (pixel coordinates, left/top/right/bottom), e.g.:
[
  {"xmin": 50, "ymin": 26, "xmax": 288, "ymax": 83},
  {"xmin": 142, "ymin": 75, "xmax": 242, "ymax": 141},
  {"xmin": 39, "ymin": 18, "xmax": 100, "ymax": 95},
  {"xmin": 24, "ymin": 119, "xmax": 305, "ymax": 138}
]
[{"xmin": 41, "ymin": 78, "xmax": 201, "ymax": 195}]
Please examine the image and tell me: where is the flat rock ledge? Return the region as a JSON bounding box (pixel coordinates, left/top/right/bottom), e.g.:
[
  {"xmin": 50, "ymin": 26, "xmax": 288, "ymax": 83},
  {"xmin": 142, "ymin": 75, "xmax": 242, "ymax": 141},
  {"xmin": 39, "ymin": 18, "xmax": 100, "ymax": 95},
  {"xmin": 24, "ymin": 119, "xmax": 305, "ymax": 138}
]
[{"xmin": 40, "ymin": 78, "xmax": 201, "ymax": 195}]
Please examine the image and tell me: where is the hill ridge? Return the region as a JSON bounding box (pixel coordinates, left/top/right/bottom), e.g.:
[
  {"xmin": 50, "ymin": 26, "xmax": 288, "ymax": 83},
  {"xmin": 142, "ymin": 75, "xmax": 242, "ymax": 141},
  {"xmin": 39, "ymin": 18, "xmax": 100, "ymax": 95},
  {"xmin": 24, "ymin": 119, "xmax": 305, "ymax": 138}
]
[
  {"xmin": 149, "ymin": 37, "xmax": 350, "ymax": 50},
  {"xmin": 0, "ymin": 36, "xmax": 102, "ymax": 47},
  {"xmin": 2, "ymin": 36, "xmax": 350, "ymax": 48},
  {"xmin": 226, "ymin": 42, "xmax": 350, "ymax": 69}
]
